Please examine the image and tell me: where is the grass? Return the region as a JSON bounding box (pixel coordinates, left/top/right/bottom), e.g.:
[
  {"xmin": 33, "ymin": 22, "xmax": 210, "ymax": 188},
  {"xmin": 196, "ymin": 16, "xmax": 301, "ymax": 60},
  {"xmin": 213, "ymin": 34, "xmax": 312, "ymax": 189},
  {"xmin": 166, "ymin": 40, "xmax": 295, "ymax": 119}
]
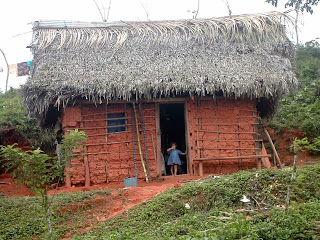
[
  {"xmin": 0, "ymin": 189, "xmax": 110, "ymax": 240},
  {"xmin": 74, "ymin": 164, "xmax": 320, "ymax": 240},
  {"xmin": 1, "ymin": 165, "xmax": 320, "ymax": 239}
]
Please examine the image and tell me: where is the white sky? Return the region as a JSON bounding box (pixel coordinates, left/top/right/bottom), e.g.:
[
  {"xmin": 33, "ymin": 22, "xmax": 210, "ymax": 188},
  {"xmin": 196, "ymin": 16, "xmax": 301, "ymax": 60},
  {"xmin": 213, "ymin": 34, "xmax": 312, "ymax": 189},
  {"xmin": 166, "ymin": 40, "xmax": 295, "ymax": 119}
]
[{"xmin": 0, "ymin": 0, "xmax": 319, "ymax": 92}]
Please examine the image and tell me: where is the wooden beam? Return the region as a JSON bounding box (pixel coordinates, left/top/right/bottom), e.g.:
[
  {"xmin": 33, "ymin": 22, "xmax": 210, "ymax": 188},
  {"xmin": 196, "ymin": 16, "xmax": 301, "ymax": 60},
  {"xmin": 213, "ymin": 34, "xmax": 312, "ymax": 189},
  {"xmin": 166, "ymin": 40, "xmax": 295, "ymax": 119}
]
[
  {"xmin": 197, "ymin": 129, "xmax": 258, "ymax": 134},
  {"xmin": 196, "ymin": 123, "xmax": 259, "ymax": 126},
  {"xmin": 80, "ymin": 105, "xmax": 90, "ymax": 187},
  {"xmin": 184, "ymin": 101, "xmax": 192, "ymax": 175},
  {"xmin": 155, "ymin": 103, "xmax": 162, "ymax": 177},
  {"xmin": 81, "ymin": 108, "xmax": 155, "ymax": 117},
  {"xmin": 198, "ymin": 139, "xmax": 262, "ymax": 142},
  {"xmin": 253, "ymin": 102, "xmax": 262, "ymax": 170},
  {"xmin": 261, "ymin": 143, "xmax": 272, "ymax": 169},
  {"xmin": 263, "ymin": 128, "xmax": 282, "ymax": 168},
  {"xmin": 199, "ymin": 162, "xmax": 204, "ymax": 176},
  {"xmin": 194, "ymin": 155, "xmax": 271, "ymax": 161}
]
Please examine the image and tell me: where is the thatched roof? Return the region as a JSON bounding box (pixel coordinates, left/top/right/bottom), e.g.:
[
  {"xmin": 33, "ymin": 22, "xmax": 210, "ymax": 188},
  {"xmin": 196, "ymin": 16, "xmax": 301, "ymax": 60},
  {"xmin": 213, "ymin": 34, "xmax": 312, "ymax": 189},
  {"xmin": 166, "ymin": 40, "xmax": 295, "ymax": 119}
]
[{"xmin": 23, "ymin": 11, "xmax": 297, "ymax": 122}]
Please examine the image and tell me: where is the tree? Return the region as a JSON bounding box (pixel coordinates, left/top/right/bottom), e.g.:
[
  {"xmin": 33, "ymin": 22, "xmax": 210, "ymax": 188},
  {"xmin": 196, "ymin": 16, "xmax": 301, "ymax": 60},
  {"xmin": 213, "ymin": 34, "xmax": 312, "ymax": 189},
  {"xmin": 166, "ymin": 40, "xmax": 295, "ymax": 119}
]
[
  {"xmin": 0, "ymin": 88, "xmax": 56, "ymax": 152},
  {"xmin": 265, "ymin": 0, "xmax": 319, "ymax": 14},
  {"xmin": 271, "ymin": 41, "xmax": 320, "ymax": 150},
  {"xmin": 0, "ymin": 129, "xmax": 87, "ymax": 240}
]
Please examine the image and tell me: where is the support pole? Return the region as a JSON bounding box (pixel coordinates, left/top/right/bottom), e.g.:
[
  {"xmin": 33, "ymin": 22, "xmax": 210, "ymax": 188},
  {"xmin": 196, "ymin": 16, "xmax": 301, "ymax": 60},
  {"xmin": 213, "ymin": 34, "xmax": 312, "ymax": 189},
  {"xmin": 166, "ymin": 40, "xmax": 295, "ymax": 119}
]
[
  {"xmin": 263, "ymin": 128, "xmax": 282, "ymax": 168},
  {"xmin": 199, "ymin": 162, "xmax": 203, "ymax": 176},
  {"xmin": 131, "ymin": 107, "xmax": 138, "ymax": 178},
  {"xmin": 133, "ymin": 103, "xmax": 149, "ymax": 183},
  {"xmin": 138, "ymin": 103, "xmax": 152, "ymax": 182},
  {"xmin": 80, "ymin": 105, "xmax": 90, "ymax": 187}
]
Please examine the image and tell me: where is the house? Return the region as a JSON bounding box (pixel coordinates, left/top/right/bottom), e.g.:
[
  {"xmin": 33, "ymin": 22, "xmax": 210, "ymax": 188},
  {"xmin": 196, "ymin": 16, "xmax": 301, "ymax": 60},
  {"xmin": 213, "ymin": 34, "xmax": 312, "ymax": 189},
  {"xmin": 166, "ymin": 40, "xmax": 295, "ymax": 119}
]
[{"xmin": 23, "ymin": 12, "xmax": 296, "ymax": 186}]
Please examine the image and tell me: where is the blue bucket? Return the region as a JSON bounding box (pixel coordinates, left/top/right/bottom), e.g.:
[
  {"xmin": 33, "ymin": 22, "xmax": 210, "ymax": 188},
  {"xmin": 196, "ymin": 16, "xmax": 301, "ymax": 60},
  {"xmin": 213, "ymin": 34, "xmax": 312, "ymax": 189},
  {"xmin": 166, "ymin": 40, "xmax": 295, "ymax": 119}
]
[{"xmin": 124, "ymin": 177, "xmax": 137, "ymax": 188}]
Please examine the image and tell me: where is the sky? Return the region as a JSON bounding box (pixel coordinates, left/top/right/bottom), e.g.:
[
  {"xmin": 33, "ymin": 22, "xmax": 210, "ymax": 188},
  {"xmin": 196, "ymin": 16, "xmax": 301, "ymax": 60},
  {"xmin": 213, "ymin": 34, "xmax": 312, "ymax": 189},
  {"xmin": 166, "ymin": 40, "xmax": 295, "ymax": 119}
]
[{"xmin": 0, "ymin": 0, "xmax": 319, "ymax": 92}]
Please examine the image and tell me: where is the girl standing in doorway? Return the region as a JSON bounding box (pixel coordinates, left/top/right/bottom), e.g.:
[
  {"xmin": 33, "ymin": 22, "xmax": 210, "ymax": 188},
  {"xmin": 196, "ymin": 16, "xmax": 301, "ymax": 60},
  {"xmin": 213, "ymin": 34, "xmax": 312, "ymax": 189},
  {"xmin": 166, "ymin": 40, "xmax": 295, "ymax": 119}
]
[{"xmin": 167, "ymin": 143, "xmax": 186, "ymax": 176}]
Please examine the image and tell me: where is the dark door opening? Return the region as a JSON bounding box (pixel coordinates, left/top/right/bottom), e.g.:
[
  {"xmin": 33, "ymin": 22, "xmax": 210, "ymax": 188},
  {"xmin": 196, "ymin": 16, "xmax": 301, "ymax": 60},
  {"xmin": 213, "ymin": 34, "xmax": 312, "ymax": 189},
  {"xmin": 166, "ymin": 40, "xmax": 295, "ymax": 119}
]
[{"xmin": 160, "ymin": 103, "xmax": 187, "ymax": 175}]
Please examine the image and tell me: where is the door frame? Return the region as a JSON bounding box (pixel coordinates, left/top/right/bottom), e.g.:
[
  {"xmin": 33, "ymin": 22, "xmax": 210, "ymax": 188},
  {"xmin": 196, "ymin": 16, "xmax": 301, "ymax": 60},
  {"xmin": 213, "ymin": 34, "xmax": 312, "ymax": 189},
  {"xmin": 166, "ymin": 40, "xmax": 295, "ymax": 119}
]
[{"xmin": 155, "ymin": 100, "xmax": 191, "ymax": 175}]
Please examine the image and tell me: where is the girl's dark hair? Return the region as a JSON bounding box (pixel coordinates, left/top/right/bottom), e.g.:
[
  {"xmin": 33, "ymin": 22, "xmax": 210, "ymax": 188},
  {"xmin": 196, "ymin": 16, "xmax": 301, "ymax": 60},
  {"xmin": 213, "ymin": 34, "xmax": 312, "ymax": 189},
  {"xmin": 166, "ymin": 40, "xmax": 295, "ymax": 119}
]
[{"xmin": 171, "ymin": 142, "xmax": 177, "ymax": 146}]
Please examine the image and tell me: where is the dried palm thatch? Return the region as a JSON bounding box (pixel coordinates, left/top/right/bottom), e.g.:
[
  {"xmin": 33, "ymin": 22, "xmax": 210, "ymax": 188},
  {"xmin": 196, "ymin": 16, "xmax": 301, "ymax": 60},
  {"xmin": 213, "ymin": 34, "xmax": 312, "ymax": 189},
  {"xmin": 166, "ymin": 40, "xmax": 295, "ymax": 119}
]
[{"xmin": 23, "ymin": 11, "xmax": 297, "ymax": 123}]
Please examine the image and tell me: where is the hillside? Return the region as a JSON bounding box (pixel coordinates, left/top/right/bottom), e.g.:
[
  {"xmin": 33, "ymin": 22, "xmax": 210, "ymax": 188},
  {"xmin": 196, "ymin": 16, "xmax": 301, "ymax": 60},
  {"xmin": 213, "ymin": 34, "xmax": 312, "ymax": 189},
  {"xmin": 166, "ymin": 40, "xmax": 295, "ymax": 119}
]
[{"xmin": 1, "ymin": 164, "xmax": 320, "ymax": 239}]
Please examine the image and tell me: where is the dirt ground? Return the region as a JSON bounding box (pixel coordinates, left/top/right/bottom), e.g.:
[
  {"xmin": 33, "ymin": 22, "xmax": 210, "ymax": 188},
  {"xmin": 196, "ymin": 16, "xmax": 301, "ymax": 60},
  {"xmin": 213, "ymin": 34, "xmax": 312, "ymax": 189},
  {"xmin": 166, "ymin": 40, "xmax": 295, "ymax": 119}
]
[{"xmin": 0, "ymin": 173, "xmax": 33, "ymax": 197}]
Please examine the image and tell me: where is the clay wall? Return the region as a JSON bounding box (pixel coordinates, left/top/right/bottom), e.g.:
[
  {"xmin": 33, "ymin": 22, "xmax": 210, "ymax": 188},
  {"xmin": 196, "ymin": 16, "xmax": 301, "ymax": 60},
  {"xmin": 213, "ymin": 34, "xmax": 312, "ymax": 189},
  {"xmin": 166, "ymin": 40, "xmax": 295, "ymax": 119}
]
[
  {"xmin": 186, "ymin": 98, "xmax": 259, "ymax": 174},
  {"xmin": 61, "ymin": 102, "xmax": 157, "ymax": 185},
  {"xmin": 61, "ymin": 97, "xmax": 259, "ymax": 184}
]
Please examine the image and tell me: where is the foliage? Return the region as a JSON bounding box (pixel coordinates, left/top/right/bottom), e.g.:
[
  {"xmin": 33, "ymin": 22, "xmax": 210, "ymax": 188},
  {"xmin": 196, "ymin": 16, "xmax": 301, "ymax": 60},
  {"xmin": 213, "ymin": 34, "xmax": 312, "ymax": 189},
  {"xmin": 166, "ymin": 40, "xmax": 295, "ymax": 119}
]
[
  {"xmin": 0, "ymin": 130, "xmax": 87, "ymax": 194},
  {"xmin": 0, "ymin": 129, "xmax": 87, "ymax": 239},
  {"xmin": 271, "ymin": 41, "xmax": 320, "ymax": 151},
  {"xmin": 0, "ymin": 189, "xmax": 110, "ymax": 240},
  {"xmin": 74, "ymin": 164, "xmax": 320, "ymax": 239},
  {"xmin": 0, "ymin": 88, "xmax": 56, "ymax": 151},
  {"xmin": 289, "ymin": 137, "xmax": 320, "ymax": 154},
  {"xmin": 0, "ymin": 144, "xmax": 58, "ymax": 195},
  {"xmin": 59, "ymin": 129, "xmax": 87, "ymax": 169},
  {"xmin": 265, "ymin": 0, "xmax": 319, "ymax": 13}
]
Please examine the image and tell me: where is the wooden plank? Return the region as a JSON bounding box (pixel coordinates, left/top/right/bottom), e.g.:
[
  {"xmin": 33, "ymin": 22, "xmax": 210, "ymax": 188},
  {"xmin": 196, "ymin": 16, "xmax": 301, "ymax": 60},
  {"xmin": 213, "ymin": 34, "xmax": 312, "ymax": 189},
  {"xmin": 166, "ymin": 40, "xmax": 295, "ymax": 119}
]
[
  {"xmin": 81, "ymin": 108, "xmax": 155, "ymax": 117},
  {"xmin": 198, "ymin": 139, "xmax": 262, "ymax": 142},
  {"xmin": 197, "ymin": 130, "xmax": 258, "ymax": 134},
  {"xmin": 196, "ymin": 123, "xmax": 259, "ymax": 126},
  {"xmin": 194, "ymin": 116, "xmax": 259, "ymax": 119},
  {"xmin": 83, "ymin": 117, "xmax": 130, "ymax": 122},
  {"xmin": 264, "ymin": 128, "xmax": 282, "ymax": 168},
  {"xmin": 155, "ymin": 103, "xmax": 162, "ymax": 178},
  {"xmin": 198, "ymin": 147, "xmax": 259, "ymax": 150},
  {"xmin": 85, "ymin": 138, "xmax": 155, "ymax": 146},
  {"xmin": 261, "ymin": 143, "xmax": 272, "ymax": 169},
  {"xmin": 194, "ymin": 155, "xmax": 271, "ymax": 161},
  {"xmin": 195, "ymin": 107, "xmax": 258, "ymax": 113}
]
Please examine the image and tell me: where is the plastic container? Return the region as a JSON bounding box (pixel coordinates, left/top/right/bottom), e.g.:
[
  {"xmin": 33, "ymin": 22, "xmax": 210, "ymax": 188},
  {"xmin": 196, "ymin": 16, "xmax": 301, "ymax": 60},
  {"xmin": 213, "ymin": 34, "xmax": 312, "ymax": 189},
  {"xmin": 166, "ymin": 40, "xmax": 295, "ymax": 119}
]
[{"xmin": 124, "ymin": 177, "xmax": 137, "ymax": 188}]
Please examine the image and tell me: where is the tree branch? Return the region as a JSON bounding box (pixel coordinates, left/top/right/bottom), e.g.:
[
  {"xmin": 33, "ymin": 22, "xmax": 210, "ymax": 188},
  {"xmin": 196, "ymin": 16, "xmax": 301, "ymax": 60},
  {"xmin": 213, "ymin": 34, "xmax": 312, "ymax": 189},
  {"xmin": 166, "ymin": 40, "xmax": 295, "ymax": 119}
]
[
  {"xmin": 93, "ymin": 0, "xmax": 106, "ymax": 22},
  {"xmin": 0, "ymin": 48, "xmax": 9, "ymax": 92}
]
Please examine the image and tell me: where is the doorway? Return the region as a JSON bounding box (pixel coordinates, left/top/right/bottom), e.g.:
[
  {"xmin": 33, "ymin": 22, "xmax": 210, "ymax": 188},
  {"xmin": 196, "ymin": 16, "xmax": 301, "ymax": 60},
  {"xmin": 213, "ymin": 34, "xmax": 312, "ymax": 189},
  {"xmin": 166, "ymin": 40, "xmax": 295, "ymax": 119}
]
[{"xmin": 160, "ymin": 103, "xmax": 187, "ymax": 175}]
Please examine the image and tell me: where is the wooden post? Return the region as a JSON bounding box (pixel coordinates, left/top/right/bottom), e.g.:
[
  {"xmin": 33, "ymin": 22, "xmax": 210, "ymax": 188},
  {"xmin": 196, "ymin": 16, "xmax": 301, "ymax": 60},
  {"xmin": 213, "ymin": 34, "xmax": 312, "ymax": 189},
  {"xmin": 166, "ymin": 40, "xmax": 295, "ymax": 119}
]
[
  {"xmin": 263, "ymin": 128, "xmax": 282, "ymax": 168},
  {"xmin": 155, "ymin": 103, "xmax": 162, "ymax": 177},
  {"xmin": 105, "ymin": 102, "xmax": 108, "ymax": 143},
  {"xmin": 80, "ymin": 105, "xmax": 90, "ymax": 187},
  {"xmin": 261, "ymin": 143, "xmax": 272, "ymax": 169},
  {"xmin": 253, "ymin": 102, "xmax": 262, "ymax": 170},
  {"xmin": 199, "ymin": 161, "xmax": 204, "ymax": 176},
  {"xmin": 184, "ymin": 101, "xmax": 192, "ymax": 175},
  {"xmin": 235, "ymin": 105, "xmax": 242, "ymax": 170},
  {"xmin": 133, "ymin": 103, "xmax": 149, "ymax": 183},
  {"xmin": 65, "ymin": 161, "xmax": 72, "ymax": 188}
]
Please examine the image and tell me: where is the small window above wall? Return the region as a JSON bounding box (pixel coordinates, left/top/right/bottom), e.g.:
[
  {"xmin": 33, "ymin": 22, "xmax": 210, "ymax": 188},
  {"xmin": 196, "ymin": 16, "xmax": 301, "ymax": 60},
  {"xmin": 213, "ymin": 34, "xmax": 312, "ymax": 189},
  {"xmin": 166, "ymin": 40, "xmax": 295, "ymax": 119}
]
[{"xmin": 107, "ymin": 113, "xmax": 126, "ymax": 133}]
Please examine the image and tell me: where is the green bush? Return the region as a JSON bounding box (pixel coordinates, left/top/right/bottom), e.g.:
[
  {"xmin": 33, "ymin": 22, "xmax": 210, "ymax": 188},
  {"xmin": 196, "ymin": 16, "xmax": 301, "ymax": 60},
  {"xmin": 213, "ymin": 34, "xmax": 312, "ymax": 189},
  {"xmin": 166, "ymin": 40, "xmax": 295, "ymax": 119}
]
[
  {"xmin": 0, "ymin": 88, "xmax": 56, "ymax": 151},
  {"xmin": 271, "ymin": 40, "xmax": 320, "ymax": 150}
]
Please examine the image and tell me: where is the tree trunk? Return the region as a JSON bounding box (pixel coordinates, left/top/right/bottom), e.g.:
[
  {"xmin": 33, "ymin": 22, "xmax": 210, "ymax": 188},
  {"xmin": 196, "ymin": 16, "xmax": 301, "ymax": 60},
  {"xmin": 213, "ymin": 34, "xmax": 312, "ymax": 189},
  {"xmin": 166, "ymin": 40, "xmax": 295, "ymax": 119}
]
[
  {"xmin": 285, "ymin": 144, "xmax": 298, "ymax": 209},
  {"xmin": 44, "ymin": 191, "xmax": 53, "ymax": 240}
]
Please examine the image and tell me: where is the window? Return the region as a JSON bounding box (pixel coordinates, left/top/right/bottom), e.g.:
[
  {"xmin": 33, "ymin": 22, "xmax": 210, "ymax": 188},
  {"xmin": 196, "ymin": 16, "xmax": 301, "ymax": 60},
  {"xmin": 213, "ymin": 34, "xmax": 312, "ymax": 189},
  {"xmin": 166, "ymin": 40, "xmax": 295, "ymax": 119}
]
[{"xmin": 107, "ymin": 113, "xmax": 126, "ymax": 133}]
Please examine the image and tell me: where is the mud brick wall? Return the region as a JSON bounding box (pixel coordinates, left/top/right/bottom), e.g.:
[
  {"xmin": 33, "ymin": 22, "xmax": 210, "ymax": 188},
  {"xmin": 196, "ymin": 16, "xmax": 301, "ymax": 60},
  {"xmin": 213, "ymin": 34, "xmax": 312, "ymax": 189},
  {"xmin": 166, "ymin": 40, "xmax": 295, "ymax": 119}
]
[
  {"xmin": 186, "ymin": 98, "xmax": 258, "ymax": 175},
  {"xmin": 61, "ymin": 102, "xmax": 157, "ymax": 185}
]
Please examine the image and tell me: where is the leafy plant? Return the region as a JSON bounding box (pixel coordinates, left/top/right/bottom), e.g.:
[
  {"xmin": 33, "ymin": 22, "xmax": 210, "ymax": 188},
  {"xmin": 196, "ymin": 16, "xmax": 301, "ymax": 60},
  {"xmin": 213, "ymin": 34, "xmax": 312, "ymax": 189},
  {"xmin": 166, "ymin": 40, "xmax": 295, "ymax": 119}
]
[
  {"xmin": 265, "ymin": 0, "xmax": 319, "ymax": 14},
  {"xmin": 0, "ymin": 129, "xmax": 87, "ymax": 240},
  {"xmin": 0, "ymin": 88, "xmax": 56, "ymax": 151},
  {"xmin": 271, "ymin": 41, "xmax": 320, "ymax": 152}
]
